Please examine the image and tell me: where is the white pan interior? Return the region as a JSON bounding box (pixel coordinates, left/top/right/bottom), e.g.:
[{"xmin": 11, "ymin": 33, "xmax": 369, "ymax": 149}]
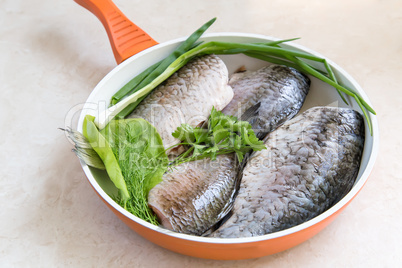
[{"xmin": 77, "ymin": 32, "xmax": 379, "ymax": 244}]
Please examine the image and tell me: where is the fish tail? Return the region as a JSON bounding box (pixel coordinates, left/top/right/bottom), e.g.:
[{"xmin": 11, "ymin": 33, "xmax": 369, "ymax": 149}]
[
  {"xmin": 61, "ymin": 127, "xmax": 106, "ymax": 170},
  {"xmin": 202, "ymin": 153, "xmax": 247, "ymax": 235}
]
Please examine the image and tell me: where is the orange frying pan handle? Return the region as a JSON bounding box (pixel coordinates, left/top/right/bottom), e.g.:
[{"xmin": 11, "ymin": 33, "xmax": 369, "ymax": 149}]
[{"xmin": 74, "ymin": 0, "xmax": 158, "ymax": 64}]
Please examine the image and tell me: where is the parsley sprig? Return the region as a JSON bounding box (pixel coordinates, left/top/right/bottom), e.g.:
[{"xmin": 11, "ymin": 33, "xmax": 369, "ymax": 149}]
[{"xmin": 170, "ymin": 107, "xmax": 266, "ymax": 165}]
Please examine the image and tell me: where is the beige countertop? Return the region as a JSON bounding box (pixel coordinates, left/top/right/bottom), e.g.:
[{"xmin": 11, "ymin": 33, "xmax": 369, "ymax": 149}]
[{"xmin": 1, "ymin": 0, "xmax": 401, "ymax": 267}]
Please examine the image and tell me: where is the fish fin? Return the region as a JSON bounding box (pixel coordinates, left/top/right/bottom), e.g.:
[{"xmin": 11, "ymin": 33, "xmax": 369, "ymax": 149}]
[
  {"xmin": 201, "ymin": 209, "xmax": 234, "ymax": 237},
  {"xmin": 229, "ymin": 68, "xmax": 249, "ymax": 84},
  {"xmin": 61, "ymin": 127, "xmax": 106, "ymax": 170},
  {"xmin": 240, "ymin": 102, "xmax": 261, "ymax": 122},
  {"xmin": 255, "ymin": 130, "xmax": 269, "ymax": 140},
  {"xmin": 201, "ymin": 154, "xmax": 249, "ymax": 236},
  {"xmin": 239, "ymin": 102, "xmax": 269, "ymax": 140},
  {"xmin": 235, "ymin": 65, "xmax": 247, "ymax": 73}
]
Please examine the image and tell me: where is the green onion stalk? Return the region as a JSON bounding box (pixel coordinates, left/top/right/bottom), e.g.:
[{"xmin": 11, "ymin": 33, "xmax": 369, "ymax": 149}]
[{"xmin": 94, "ymin": 18, "xmax": 375, "ymax": 134}]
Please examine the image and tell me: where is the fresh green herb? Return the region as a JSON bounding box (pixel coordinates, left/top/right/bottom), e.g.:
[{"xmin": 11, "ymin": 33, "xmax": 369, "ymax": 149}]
[
  {"xmin": 78, "ymin": 107, "xmax": 264, "ymax": 225},
  {"xmin": 110, "ymin": 60, "xmax": 161, "ymax": 107},
  {"xmin": 100, "ymin": 118, "xmax": 169, "ymax": 225},
  {"xmin": 95, "ymin": 18, "xmax": 375, "ymax": 135},
  {"xmin": 77, "ymin": 17, "xmax": 377, "ymax": 224},
  {"xmin": 82, "ymin": 115, "xmax": 168, "ymax": 225},
  {"xmin": 76, "ymin": 107, "xmax": 263, "ymax": 224},
  {"xmin": 169, "ymin": 107, "xmax": 266, "ymax": 165},
  {"xmin": 82, "ymin": 115, "xmax": 130, "ymax": 202},
  {"xmin": 110, "ymin": 17, "xmax": 217, "ymax": 119}
]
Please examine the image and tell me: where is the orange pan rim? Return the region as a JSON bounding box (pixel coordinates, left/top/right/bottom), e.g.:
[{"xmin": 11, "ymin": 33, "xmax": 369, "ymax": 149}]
[{"xmin": 77, "ymin": 32, "xmax": 379, "ymax": 245}]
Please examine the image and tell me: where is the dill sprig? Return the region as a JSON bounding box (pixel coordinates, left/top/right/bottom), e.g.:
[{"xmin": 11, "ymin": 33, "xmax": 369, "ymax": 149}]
[
  {"xmin": 117, "ymin": 160, "xmax": 159, "ymax": 225},
  {"xmin": 99, "ymin": 118, "xmax": 169, "ymax": 225}
]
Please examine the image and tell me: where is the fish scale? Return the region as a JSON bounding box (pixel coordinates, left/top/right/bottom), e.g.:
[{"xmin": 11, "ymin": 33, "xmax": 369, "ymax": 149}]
[
  {"xmin": 223, "ymin": 65, "xmax": 310, "ymax": 139},
  {"xmin": 210, "ymin": 107, "xmax": 365, "ymax": 238},
  {"xmin": 148, "ymin": 154, "xmax": 238, "ymax": 236},
  {"xmin": 148, "ymin": 64, "xmax": 312, "ymax": 236},
  {"xmin": 128, "ymin": 54, "xmax": 233, "ymax": 155}
]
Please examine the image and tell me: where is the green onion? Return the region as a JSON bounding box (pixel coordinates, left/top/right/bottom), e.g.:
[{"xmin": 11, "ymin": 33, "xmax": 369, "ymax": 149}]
[
  {"xmin": 82, "ymin": 115, "xmax": 130, "ymax": 202},
  {"xmin": 110, "ymin": 61, "xmax": 161, "ymax": 106},
  {"xmin": 110, "ymin": 18, "xmax": 217, "ymax": 118},
  {"xmin": 95, "ymin": 18, "xmax": 375, "ymax": 135}
]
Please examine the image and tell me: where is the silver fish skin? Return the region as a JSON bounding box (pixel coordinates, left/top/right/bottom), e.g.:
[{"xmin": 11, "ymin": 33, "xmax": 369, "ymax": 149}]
[
  {"xmin": 211, "ymin": 106, "xmax": 365, "ymax": 238},
  {"xmin": 147, "ymin": 64, "xmax": 311, "ymax": 236},
  {"xmin": 148, "ymin": 154, "xmax": 239, "ymax": 236},
  {"xmin": 222, "ymin": 65, "xmax": 310, "ymax": 138},
  {"xmin": 128, "ymin": 54, "xmax": 233, "ymax": 155}
]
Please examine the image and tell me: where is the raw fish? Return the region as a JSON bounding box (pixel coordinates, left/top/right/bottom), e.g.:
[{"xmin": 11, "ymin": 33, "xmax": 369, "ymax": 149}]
[
  {"xmin": 211, "ymin": 107, "xmax": 365, "ymax": 238},
  {"xmin": 222, "ymin": 65, "xmax": 310, "ymax": 138},
  {"xmin": 128, "ymin": 54, "xmax": 233, "ymax": 155}
]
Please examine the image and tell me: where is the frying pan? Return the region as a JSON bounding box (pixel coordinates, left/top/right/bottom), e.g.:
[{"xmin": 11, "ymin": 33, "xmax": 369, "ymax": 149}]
[{"xmin": 73, "ymin": 0, "xmax": 379, "ymax": 260}]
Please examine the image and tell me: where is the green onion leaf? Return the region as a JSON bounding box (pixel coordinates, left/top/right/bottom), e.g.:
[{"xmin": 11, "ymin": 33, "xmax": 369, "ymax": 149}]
[
  {"xmin": 98, "ymin": 18, "xmax": 375, "ymax": 135},
  {"xmin": 82, "ymin": 115, "xmax": 130, "ymax": 202},
  {"xmin": 111, "ymin": 18, "xmax": 217, "ymax": 118}
]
